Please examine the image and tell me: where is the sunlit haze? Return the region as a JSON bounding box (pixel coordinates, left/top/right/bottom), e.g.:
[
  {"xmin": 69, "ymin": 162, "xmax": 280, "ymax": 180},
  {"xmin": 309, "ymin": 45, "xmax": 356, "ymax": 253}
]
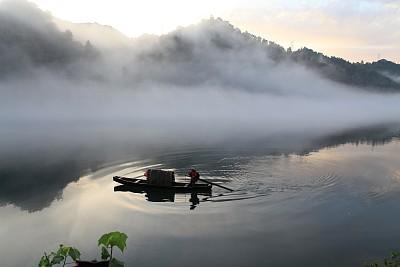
[
  {"xmin": 27, "ymin": 0, "xmax": 400, "ymax": 63},
  {"xmin": 1, "ymin": 1, "xmax": 400, "ymax": 267}
]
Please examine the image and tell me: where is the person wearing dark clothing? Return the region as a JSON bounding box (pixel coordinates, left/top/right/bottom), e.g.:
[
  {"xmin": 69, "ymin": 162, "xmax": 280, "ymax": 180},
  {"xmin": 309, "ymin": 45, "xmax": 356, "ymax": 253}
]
[{"xmin": 187, "ymin": 169, "xmax": 200, "ymax": 186}]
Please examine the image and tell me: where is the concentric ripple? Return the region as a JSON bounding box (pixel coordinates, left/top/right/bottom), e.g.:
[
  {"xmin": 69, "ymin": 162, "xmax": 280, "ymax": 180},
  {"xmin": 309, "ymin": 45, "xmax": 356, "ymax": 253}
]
[
  {"xmin": 93, "ymin": 147, "xmax": 367, "ymax": 210},
  {"xmin": 81, "ymin": 140, "xmax": 400, "ymax": 212}
]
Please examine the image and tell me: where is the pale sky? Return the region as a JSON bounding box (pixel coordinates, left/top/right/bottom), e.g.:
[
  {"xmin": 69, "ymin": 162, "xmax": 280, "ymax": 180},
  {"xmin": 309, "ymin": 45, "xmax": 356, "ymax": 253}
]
[{"xmin": 25, "ymin": 0, "xmax": 400, "ymax": 63}]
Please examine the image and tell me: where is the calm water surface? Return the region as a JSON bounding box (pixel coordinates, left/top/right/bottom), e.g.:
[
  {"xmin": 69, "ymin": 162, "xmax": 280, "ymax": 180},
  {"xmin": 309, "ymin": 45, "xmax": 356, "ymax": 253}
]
[{"xmin": 1, "ymin": 127, "xmax": 400, "ymax": 267}]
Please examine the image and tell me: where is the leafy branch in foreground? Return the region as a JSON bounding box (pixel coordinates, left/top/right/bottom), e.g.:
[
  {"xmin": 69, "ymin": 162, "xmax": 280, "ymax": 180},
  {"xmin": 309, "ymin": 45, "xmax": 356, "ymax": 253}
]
[
  {"xmin": 365, "ymin": 252, "xmax": 400, "ymax": 267},
  {"xmin": 98, "ymin": 231, "xmax": 128, "ymax": 267},
  {"xmin": 39, "ymin": 245, "xmax": 80, "ymax": 267},
  {"xmin": 38, "ymin": 231, "xmax": 128, "ymax": 267}
]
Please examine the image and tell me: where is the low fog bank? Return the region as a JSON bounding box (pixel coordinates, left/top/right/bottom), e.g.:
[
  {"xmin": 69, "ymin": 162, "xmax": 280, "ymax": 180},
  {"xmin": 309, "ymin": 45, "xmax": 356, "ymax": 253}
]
[
  {"xmin": 0, "ymin": 0, "xmax": 400, "ymax": 151},
  {"xmin": 1, "ymin": 76, "xmax": 399, "ymax": 148}
]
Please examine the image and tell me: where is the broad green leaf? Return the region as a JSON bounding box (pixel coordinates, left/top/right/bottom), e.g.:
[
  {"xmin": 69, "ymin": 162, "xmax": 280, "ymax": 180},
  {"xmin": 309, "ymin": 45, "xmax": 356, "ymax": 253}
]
[
  {"xmin": 68, "ymin": 247, "xmax": 81, "ymax": 261},
  {"xmin": 98, "ymin": 231, "xmax": 128, "ymax": 253},
  {"xmin": 101, "ymin": 246, "xmax": 110, "ymax": 260},
  {"xmin": 109, "ymin": 258, "xmax": 124, "ymax": 267},
  {"xmin": 55, "ymin": 245, "xmax": 80, "ymax": 261},
  {"xmin": 109, "ymin": 232, "xmax": 128, "ymax": 253},
  {"xmin": 57, "ymin": 245, "xmax": 69, "ymax": 257},
  {"xmin": 98, "ymin": 232, "xmax": 111, "ymax": 246},
  {"xmin": 98, "ymin": 232, "xmax": 112, "ymax": 247}
]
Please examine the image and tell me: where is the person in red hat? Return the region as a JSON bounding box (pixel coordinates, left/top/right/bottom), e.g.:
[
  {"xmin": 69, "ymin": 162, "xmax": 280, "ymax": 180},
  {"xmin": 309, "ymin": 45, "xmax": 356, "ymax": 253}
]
[{"xmin": 187, "ymin": 169, "xmax": 200, "ymax": 186}]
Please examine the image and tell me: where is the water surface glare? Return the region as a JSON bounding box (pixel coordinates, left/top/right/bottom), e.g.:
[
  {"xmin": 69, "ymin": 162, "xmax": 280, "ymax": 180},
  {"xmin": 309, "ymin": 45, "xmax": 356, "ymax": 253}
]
[{"xmin": 2, "ymin": 139, "xmax": 400, "ymax": 267}]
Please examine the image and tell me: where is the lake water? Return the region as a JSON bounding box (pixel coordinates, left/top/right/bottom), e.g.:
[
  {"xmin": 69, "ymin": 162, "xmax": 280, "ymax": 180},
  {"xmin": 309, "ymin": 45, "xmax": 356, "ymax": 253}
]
[{"xmin": 1, "ymin": 125, "xmax": 400, "ymax": 267}]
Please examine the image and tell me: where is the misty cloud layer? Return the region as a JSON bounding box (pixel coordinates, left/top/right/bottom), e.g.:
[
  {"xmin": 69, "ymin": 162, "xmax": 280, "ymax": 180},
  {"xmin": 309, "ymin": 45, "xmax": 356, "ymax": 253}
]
[{"xmin": 0, "ymin": 0, "xmax": 400, "ymax": 148}]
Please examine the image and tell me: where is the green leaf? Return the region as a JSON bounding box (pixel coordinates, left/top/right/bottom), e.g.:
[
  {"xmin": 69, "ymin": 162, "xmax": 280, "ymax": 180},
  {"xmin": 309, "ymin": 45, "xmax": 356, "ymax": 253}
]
[
  {"xmin": 109, "ymin": 258, "xmax": 124, "ymax": 267},
  {"xmin": 38, "ymin": 255, "xmax": 51, "ymax": 267},
  {"xmin": 68, "ymin": 247, "xmax": 81, "ymax": 261},
  {"xmin": 98, "ymin": 231, "xmax": 128, "ymax": 253},
  {"xmin": 51, "ymin": 255, "xmax": 64, "ymax": 265},
  {"xmin": 98, "ymin": 232, "xmax": 113, "ymax": 247},
  {"xmin": 57, "ymin": 245, "xmax": 69, "ymax": 257},
  {"xmin": 110, "ymin": 232, "xmax": 128, "ymax": 253},
  {"xmin": 101, "ymin": 246, "xmax": 110, "ymax": 260},
  {"xmin": 56, "ymin": 245, "xmax": 80, "ymax": 260}
]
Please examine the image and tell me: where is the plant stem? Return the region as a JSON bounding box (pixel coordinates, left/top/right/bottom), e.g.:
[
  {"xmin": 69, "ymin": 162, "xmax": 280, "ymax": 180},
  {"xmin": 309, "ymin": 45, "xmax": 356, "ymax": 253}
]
[
  {"xmin": 62, "ymin": 256, "xmax": 67, "ymax": 267},
  {"xmin": 110, "ymin": 246, "xmax": 113, "ymax": 261}
]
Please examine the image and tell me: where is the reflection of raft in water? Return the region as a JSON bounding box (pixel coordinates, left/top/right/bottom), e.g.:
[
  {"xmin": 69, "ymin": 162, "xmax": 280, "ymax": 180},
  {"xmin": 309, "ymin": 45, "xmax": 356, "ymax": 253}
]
[
  {"xmin": 114, "ymin": 184, "xmax": 210, "ymax": 204},
  {"xmin": 113, "ymin": 176, "xmax": 212, "ymax": 193}
]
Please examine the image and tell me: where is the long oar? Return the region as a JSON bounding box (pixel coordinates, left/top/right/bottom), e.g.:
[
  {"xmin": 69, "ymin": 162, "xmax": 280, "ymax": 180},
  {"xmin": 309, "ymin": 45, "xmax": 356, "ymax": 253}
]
[{"xmin": 198, "ymin": 178, "xmax": 234, "ymax": 192}]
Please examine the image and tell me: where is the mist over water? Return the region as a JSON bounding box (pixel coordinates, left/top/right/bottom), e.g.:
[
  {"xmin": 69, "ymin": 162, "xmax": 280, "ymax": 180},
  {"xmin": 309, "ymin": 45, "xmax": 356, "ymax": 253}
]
[
  {"xmin": 1, "ymin": 1, "xmax": 400, "ymax": 267},
  {"xmin": 1, "ymin": 0, "xmax": 400, "ymax": 223},
  {"xmin": 0, "ymin": 0, "xmax": 400, "ymax": 148}
]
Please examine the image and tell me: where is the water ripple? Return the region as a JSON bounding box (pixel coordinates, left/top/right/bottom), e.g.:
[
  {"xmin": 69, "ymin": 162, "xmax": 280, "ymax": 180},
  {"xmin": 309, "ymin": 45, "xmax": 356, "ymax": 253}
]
[{"xmin": 104, "ymin": 144, "xmax": 400, "ymax": 209}]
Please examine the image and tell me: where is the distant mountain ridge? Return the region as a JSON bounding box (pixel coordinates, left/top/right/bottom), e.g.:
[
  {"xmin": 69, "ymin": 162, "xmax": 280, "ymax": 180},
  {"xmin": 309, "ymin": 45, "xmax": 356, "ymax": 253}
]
[
  {"xmin": 54, "ymin": 19, "xmax": 132, "ymax": 49},
  {"xmin": 125, "ymin": 17, "xmax": 400, "ymax": 92},
  {"xmin": 0, "ymin": 0, "xmax": 399, "ymax": 92},
  {"xmin": 289, "ymin": 48, "xmax": 400, "ymax": 91},
  {"xmin": 42, "ymin": 17, "xmax": 400, "ymax": 92}
]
